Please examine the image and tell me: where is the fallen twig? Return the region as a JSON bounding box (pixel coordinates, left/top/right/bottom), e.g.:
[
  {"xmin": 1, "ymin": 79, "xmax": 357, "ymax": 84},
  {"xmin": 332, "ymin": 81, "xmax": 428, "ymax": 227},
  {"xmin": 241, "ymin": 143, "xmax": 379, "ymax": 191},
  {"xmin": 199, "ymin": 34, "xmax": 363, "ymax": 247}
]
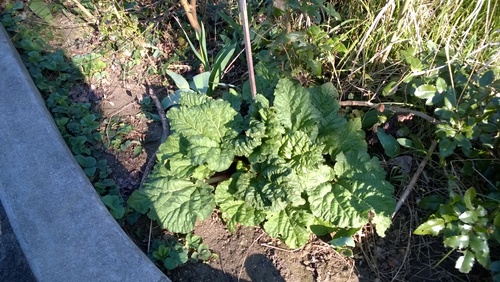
[
  {"xmin": 392, "ymin": 140, "xmax": 438, "ymax": 218},
  {"xmin": 140, "ymin": 81, "xmax": 170, "ymax": 187},
  {"xmin": 260, "ymin": 243, "xmax": 297, "ymax": 253},
  {"xmin": 68, "ymin": 0, "xmax": 96, "ymax": 23},
  {"xmin": 339, "ymin": 100, "xmax": 441, "ymax": 125}
]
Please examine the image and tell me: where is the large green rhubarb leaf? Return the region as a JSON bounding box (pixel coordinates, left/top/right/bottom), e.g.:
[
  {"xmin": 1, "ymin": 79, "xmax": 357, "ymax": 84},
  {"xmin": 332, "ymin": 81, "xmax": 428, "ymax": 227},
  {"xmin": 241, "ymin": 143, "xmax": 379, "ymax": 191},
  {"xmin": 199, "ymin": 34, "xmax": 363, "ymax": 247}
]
[
  {"xmin": 308, "ymin": 82, "xmax": 344, "ymax": 137},
  {"xmin": 215, "ymin": 180, "xmax": 267, "ymax": 232},
  {"xmin": 167, "ymin": 92, "xmax": 243, "ymax": 171},
  {"xmin": 274, "ymin": 78, "xmax": 320, "ymax": 135},
  {"xmin": 322, "ymin": 118, "xmax": 367, "ymax": 156},
  {"xmin": 278, "ymin": 130, "xmax": 324, "ymax": 171},
  {"xmin": 296, "ymin": 164, "xmax": 335, "ymax": 191},
  {"xmin": 264, "ymin": 207, "xmax": 313, "ymax": 249},
  {"xmin": 308, "ymin": 151, "xmax": 395, "ymax": 236},
  {"xmin": 128, "ymin": 177, "xmax": 215, "ymax": 233},
  {"xmin": 230, "ymin": 159, "xmax": 305, "ymax": 212},
  {"xmin": 248, "ymin": 107, "xmax": 286, "ymax": 162},
  {"xmin": 155, "ymin": 134, "xmax": 212, "ymax": 180}
]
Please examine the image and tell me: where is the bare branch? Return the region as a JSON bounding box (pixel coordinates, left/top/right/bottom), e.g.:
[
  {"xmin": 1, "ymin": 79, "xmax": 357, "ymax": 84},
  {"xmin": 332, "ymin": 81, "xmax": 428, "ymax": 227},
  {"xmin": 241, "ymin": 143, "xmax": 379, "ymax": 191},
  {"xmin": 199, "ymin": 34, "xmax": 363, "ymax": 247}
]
[
  {"xmin": 392, "ymin": 140, "xmax": 438, "ymax": 218},
  {"xmin": 339, "ymin": 100, "xmax": 441, "ymax": 125}
]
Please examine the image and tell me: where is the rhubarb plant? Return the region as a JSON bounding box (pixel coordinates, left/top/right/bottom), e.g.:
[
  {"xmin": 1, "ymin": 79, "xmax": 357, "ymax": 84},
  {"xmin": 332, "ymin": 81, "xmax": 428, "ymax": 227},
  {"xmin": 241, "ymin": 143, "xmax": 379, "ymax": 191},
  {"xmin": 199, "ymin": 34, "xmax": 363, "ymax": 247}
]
[{"xmin": 128, "ymin": 77, "xmax": 396, "ymax": 248}]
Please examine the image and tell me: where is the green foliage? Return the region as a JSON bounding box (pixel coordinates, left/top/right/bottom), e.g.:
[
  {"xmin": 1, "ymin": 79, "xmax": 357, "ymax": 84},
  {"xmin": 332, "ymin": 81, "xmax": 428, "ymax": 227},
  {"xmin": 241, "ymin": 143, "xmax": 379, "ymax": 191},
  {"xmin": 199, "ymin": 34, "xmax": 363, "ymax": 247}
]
[
  {"xmin": 29, "ymin": 0, "xmax": 54, "ymax": 23},
  {"xmin": 129, "ymin": 74, "xmax": 395, "ymax": 249},
  {"xmin": 152, "ymin": 241, "xmax": 189, "ymax": 270},
  {"xmin": 401, "ymin": 47, "xmax": 499, "ymax": 158},
  {"xmin": 103, "ymin": 117, "xmax": 137, "ymax": 152},
  {"xmin": 151, "ymin": 234, "xmax": 216, "ymax": 270},
  {"xmin": 72, "ymin": 53, "xmax": 108, "ymax": 79},
  {"xmin": 416, "ymin": 187, "xmax": 500, "ymax": 274},
  {"xmin": 172, "ymin": 22, "xmax": 237, "ymax": 96}
]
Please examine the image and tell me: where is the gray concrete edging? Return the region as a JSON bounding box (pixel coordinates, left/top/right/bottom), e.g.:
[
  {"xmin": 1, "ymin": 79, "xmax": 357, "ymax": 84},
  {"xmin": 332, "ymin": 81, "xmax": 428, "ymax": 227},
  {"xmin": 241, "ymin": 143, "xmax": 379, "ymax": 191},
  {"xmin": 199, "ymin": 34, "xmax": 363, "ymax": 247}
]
[{"xmin": 0, "ymin": 25, "xmax": 169, "ymax": 282}]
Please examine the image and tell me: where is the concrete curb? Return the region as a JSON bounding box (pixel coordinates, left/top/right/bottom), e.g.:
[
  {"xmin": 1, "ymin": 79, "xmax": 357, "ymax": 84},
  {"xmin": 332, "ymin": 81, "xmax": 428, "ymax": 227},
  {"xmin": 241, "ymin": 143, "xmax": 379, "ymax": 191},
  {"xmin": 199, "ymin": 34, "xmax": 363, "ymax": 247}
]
[{"xmin": 0, "ymin": 25, "xmax": 169, "ymax": 282}]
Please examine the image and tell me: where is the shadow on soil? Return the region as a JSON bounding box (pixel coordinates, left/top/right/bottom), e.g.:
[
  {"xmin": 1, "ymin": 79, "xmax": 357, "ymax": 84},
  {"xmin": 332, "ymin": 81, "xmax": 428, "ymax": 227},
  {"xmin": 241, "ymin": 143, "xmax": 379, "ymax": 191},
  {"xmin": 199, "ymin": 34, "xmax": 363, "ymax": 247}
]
[
  {"xmin": 168, "ymin": 253, "xmax": 285, "ymax": 282},
  {"xmin": 0, "ymin": 8, "xmax": 164, "ymax": 280}
]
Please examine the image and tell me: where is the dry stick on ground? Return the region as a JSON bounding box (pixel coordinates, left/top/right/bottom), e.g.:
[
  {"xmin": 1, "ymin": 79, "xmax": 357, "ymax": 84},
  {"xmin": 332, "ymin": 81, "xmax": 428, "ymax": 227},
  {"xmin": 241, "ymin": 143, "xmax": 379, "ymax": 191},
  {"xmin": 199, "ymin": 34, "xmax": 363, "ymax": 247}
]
[
  {"xmin": 140, "ymin": 81, "xmax": 170, "ymax": 187},
  {"xmin": 392, "ymin": 140, "xmax": 438, "ymax": 218},
  {"xmin": 141, "ymin": 81, "xmax": 170, "ymax": 254},
  {"xmin": 68, "ymin": 0, "xmax": 96, "ymax": 23},
  {"xmin": 339, "ymin": 100, "xmax": 441, "ymax": 125}
]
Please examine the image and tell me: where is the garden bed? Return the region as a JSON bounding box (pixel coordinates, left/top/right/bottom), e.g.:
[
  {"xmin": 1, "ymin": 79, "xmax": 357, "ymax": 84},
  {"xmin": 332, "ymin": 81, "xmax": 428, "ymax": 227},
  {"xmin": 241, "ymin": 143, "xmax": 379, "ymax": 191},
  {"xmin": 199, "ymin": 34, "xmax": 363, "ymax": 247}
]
[{"xmin": 1, "ymin": 1, "xmax": 498, "ymax": 281}]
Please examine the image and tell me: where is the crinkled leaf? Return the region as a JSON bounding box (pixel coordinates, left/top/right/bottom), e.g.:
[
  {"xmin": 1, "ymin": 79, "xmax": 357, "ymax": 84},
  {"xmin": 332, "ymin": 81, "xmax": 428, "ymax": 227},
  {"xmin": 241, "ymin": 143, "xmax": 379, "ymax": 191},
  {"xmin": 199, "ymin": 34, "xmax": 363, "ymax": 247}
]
[
  {"xmin": 128, "ymin": 177, "xmax": 215, "ymax": 233},
  {"xmin": 331, "ymin": 151, "xmax": 395, "ymax": 237},
  {"xmin": 248, "ymin": 107, "xmax": 287, "ymax": 162},
  {"xmin": 308, "ymin": 82, "xmax": 343, "ymax": 138},
  {"xmin": 322, "ymin": 118, "xmax": 366, "ymax": 156},
  {"xmin": 187, "ymin": 136, "xmax": 235, "ymax": 171},
  {"xmin": 309, "ymin": 151, "xmax": 394, "ymax": 236},
  {"xmin": 215, "ymin": 181, "xmax": 267, "ymax": 232},
  {"xmin": 296, "ymin": 164, "xmax": 335, "ymax": 191},
  {"xmin": 168, "ymin": 93, "xmax": 242, "ymax": 171},
  {"xmin": 264, "ymin": 208, "xmax": 313, "ymax": 248},
  {"xmin": 232, "ymin": 126, "xmax": 264, "ymax": 156},
  {"xmin": 333, "ymin": 150, "xmax": 388, "ymax": 180},
  {"xmin": 242, "ymin": 62, "xmax": 281, "ymax": 102},
  {"xmin": 169, "ymin": 94, "xmax": 240, "ymax": 142},
  {"xmin": 222, "ymin": 88, "xmax": 242, "ymax": 112},
  {"xmin": 278, "ymin": 130, "xmax": 324, "ymax": 171},
  {"xmin": 308, "ymin": 179, "xmax": 394, "ymax": 236},
  {"xmin": 230, "ymin": 160, "xmax": 305, "ymax": 211},
  {"xmin": 274, "ymin": 78, "xmax": 320, "ymax": 135},
  {"xmin": 156, "ymin": 134, "xmax": 212, "ymax": 179}
]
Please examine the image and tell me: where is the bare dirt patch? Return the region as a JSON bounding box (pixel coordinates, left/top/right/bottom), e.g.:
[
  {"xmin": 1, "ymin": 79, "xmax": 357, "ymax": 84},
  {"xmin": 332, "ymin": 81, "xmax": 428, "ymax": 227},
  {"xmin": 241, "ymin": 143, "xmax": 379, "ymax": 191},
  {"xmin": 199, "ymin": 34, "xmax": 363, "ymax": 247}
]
[{"xmin": 166, "ymin": 215, "xmax": 360, "ymax": 282}]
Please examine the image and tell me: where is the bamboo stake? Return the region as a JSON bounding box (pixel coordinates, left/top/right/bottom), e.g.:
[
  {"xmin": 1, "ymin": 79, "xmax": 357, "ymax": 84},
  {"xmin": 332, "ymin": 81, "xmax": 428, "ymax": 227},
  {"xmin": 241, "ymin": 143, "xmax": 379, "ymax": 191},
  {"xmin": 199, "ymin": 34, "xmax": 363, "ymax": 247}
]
[{"xmin": 238, "ymin": 0, "xmax": 256, "ymax": 98}]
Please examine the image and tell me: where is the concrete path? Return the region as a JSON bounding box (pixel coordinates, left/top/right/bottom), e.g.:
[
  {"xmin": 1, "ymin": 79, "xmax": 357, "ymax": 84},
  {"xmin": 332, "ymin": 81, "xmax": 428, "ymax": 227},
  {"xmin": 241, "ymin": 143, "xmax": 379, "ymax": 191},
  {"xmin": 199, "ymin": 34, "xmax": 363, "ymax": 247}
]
[{"xmin": 0, "ymin": 25, "xmax": 169, "ymax": 281}]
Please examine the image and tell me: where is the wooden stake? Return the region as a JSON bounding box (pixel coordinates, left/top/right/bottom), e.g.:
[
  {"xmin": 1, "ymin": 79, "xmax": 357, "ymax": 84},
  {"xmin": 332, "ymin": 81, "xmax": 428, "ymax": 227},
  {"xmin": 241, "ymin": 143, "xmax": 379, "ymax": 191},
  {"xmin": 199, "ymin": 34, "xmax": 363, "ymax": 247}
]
[{"xmin": 239, "ymin": 0, "xmax": 256, "ymax": 98}]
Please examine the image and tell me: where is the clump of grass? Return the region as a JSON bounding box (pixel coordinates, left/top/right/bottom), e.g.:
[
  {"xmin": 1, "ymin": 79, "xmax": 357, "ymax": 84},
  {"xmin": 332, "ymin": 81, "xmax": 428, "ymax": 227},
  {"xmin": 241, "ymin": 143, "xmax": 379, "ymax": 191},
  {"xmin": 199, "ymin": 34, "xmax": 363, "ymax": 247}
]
[{"xmin": 328, "ymin": 0, "xmax": 499, "ymax": 91}]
